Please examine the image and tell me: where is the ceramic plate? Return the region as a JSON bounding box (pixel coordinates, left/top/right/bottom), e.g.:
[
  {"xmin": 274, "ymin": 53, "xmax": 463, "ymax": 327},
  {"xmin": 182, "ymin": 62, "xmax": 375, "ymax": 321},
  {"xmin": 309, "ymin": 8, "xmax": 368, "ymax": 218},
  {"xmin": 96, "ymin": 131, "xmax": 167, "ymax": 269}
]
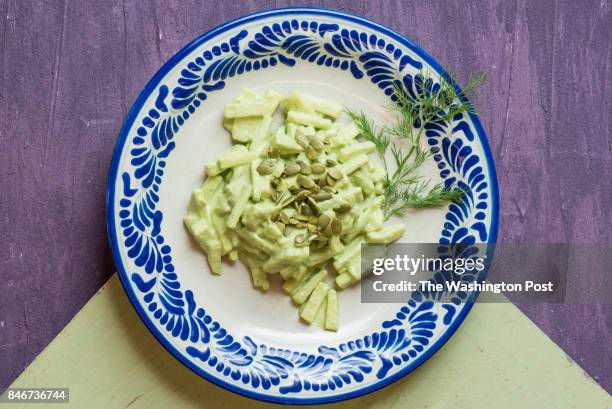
[{"xmin": 106, "ymin": 7, "xmax": 499, "ymax": 404}]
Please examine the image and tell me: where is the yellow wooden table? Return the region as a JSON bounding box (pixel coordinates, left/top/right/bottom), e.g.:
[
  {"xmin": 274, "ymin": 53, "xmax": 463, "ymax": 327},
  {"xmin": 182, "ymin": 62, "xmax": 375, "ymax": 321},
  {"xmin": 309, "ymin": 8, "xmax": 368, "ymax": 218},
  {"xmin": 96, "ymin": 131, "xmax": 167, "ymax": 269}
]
[{"xmin": 7, "ymin": 275, "xmax": 611, "ymax": 408}]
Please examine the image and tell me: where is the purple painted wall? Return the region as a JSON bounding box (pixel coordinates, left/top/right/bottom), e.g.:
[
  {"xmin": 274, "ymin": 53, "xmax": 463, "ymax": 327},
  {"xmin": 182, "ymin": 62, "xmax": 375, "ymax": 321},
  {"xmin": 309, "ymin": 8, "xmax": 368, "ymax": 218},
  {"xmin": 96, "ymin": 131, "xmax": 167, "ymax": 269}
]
[{"xmin": 1, "ymin": 0, "xmax": 610, "ymax": 393}]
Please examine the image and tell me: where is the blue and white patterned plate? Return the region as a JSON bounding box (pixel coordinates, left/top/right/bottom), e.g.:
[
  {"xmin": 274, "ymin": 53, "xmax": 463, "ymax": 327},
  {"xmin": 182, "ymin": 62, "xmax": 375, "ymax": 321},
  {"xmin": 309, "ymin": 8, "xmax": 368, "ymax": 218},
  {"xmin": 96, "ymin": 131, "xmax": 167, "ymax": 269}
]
[{"xmin": 106, "ymin": 7, "xmax": 499, "ymax": 404}]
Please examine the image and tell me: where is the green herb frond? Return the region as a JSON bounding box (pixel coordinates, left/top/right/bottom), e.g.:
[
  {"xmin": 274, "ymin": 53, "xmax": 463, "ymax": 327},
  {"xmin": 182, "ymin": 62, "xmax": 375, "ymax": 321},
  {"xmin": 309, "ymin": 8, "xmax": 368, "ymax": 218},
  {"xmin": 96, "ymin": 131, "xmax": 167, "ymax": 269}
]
[
  {"xmin": 389, "ymin": 70, "xmax": 486, "ymax": 126},
  {"xmin": 388, "ymin": 142, "xmax": 429, "ymax": 186},
  {"xmin": 347, "ymin": 67, "xmax": 484, "ymax": 219},
  {"xmin": 439, "ymin": 70, "xmax": 486, "ymax": 120},
  {"xmin": 388, "ymin": 83, "xmax": 420, "ymax": 134},
  {"xmin": 345, "ymin": 109, "xmax": 390, "ymax": 155},
  {"xmin": 384, "ymin": 183, "xmax": 466, "ymax": 218}
]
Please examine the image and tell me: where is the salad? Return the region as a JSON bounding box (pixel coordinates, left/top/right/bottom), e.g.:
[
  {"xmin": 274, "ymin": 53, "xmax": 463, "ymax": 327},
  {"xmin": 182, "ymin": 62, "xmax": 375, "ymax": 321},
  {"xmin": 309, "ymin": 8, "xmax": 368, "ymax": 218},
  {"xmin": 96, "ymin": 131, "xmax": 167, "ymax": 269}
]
[{"xmin": 184, "ymin": 89, "xmax": 405, "ymax": 331}]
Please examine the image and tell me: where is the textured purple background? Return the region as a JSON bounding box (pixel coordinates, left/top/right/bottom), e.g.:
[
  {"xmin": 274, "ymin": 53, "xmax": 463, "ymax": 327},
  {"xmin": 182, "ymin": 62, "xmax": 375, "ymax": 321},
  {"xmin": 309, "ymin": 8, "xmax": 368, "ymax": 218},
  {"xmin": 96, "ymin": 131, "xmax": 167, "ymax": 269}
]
[{"xmin": 1, "ymin": 0, "xmax": 611, "ymax": 394}]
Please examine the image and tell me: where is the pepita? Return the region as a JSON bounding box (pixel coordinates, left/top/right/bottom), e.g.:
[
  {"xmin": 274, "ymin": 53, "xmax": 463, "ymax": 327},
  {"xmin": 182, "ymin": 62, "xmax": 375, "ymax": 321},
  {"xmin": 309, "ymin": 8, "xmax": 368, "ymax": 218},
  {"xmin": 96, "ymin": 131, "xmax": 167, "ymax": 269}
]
[
  {"xmin": 297, "ymin": 174, "xmax": 315, "ymax": 188},
  {"xmin": 307, "ymin": 197, "xmax": 320, "ymax": 216},
  {"xmin": 314, "ymin": 192, "xmax": 332, "ymax": 201},
  {"xmin": 295, "ymin": 190, "xmax": 310, "ymax": 202},
  {"xmin": 323, "ymin": 186, "xmax": 335, "ymax": 193},
  {"xmin": 256, "ymin": 162, "xmax": 273, "ymax": 175},
  {"xmin": 331, "ymin": 218, "xmax": 342, "ymax": 235},
  {"xmin": 327, "ymin": 167, "xmax": 342, "ymax": 180},
  {"xmin": 317, "ymin": 175, "xmax": 328, "ymax": 188},
  {"xmin": 310, "ymin": 138, "xmax": 325, "ymax": 151},
  {"xmin": 281, "ymin": 196, "xmax": 295, "ymax": 208},
  {"xmin": 300, "ymin": 204, "xmax": 313, "ymax": 216},
  {"xmin": 334, "ymin": 202, "xmax": 352, "ymax": 213},
  {"xmin": 318, "ymin": 214, "xmax": 331, "ymax": 229},
  {"xmin": 306, "ymin": 148, "xmax": 320, "ymax": 160},
  {"xmin": 300, "ymin": 165, "xmax": 312, "ymax": 175},
  {"xmin": 284, "ymin": 163, "xmax": 300, "ymax": 176},
  {"xmin": 311, "ymin": 163, "xmax": 326, "ymax": 174}
]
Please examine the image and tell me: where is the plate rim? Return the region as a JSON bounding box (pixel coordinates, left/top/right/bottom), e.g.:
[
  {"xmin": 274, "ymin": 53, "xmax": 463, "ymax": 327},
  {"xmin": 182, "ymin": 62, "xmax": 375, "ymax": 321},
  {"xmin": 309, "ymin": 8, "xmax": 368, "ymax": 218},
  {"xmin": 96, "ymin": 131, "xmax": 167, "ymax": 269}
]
[{"xmin": 106, "ymin": 6, "xmax": 500, "ymax": 405}]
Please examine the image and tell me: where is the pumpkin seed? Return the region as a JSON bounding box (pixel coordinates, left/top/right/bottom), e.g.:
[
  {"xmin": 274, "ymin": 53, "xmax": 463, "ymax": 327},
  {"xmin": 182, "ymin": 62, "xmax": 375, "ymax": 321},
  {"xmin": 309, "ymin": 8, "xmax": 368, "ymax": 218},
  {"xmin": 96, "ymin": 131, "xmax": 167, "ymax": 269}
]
[
  {"xmin": 331, "ymin": 219, "xmax": 342, "ymax": 235},
  {"xmin": 311, "ymin": 163, "xmax": 326, "ymax": 174},
  {"xmin": 323, "ymin": 186, "xmax": 335, "ymax": 193},
  {"xmin": 289, "ymin": 217, "xmax": 299, "ymax": 225},
  {"xmin": 326, "ymin": 175, "xmax": 336, "ymax": 186},
  {"xmin": 271, "ymin": 209, "xmax": 280, "ymax": 221},
  {"xmin": 307, "ymin": 197, "xmax": 320, "ymax": 216},
  {"xmin": 256, "ymin": 161, "xmax": 273, "ymax": 175},
  {"xmin": 281, "ymin": 196, "xmax": 295, "ymax": 208},
  {"xmin": 326, "ymin": 159, "xmax": 337, "ymax": 167},
  {"xmin": 294, "ymin": 234, "xmax": 305, "ymax": 244},
  {"xmin": 317, "ymin": 175, "xmax": 328, "ymax": 187},
  {"xmin": 309, "ymin": 184, "xmax": 321, "ymax": 194},
  {"xmin": 314, "ymin": 192, "xmax": 332, "ymax": 201},
  {"xmin": 280, "ymin": 213, "xmax": 290, "ymax": 224},
  {"xmin": 295, "ymin": 190, "xmax": 310, "ymax": 202},
  {"xmin": 297, "ymin": 174, "xmax": 315, "ymax": 188},
  {"xmin": 334, "ymin": 202, "xmax": 352, "ymax": 213},
  {"xmin": 267, "ymin": 147, "xmax": 279, "ymax": 158},
  {"xmin": 310, "ymin": 138, "xmax": 324, "ymax": 151},
  {"xmin": 318, "ymin": 214, "xmax": 331, "ymax": 229},
  {"xmin": 327, "ymin": 167, "xmax": 342, "ymax": 180},
  {"xmin": 300, "ymin": 165, "xmax": 312, "ymax": 175},
  {"xmin": 300, "ymin": 204, "xmax": 313, "ymax": 216},
  {"xmin": 306, "ymin": 148, "xmax": 320, "ymax": 160},
  {"xmin": 323, "ymin": 224, "xmax": 333, "ymax": 237},
  {"xmin": 284, "ymin": 163, "xmax": 300, "ymax": 176}
]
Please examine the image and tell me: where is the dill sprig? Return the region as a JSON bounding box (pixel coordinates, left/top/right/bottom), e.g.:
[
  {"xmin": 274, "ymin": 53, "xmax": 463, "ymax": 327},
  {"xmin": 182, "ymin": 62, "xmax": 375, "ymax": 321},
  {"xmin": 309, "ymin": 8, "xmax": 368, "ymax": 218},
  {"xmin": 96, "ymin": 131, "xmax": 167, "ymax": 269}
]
[
  {"xmin": 390, "ymin": 70, "xmax": 486, "ymax": 140},
  {"xmin": 384, "ymin": 183, "xmax": 465, "ymax": 218},
  {"xmin": 345, "ymin": 110, "xmax": 389, "ymax": 155},
  {"xmin": 346, "ymin": 68, "xmax": 484, "ymax": 219},
  {"xmin": 388, "ymin": 142, "xmax": 429, "ymax": 187}
]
